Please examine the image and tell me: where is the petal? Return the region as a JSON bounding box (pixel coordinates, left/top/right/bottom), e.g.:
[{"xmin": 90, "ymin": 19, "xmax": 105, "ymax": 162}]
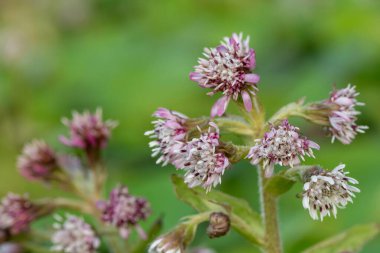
[
  {"xmin": 244, "ymin": 73, "xmax": 260, "ymax": 84},
  {"xmin": 211, "ymin": 96, "xmax": 230, "ymax": 117},
  {"xmin": 241, "ymin": 91, "xmax": 252, "ymax": 112}
]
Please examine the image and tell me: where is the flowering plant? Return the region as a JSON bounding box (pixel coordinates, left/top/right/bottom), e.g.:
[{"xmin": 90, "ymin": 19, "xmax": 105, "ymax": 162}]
[
  {"xmin": 1, "ymin": 33, "xmax": 377, "ymax": 253},
  {"xmin": 1, "ymin": 109, "xmax": 157, "ymax": 253},
  {"xmin": 145, "ymin": 33, "xmax": 377, "ymax": 253}
]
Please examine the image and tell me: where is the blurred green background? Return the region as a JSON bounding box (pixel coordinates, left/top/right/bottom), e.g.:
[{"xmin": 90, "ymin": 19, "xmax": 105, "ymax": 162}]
[{"xmin": 1, "ymin": 0, "xmax": 379, "ymax": 252}]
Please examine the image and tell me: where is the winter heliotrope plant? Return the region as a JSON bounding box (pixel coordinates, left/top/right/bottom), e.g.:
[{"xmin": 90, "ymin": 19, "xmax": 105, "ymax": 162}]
[{"xmin": 145, "ymin": 33, "xmax": 377, "ymax": 253}]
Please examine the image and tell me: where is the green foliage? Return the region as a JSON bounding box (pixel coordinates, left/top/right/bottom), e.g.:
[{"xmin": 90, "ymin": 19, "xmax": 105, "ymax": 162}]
[
  {"xmin": 171, "ymin": 174, "xmax": 264, "ymax": 246},
  {"xmin": 264, "ymin": 174, "xmax": 296, "ymax": 197},
  {"xmin": 302, "ymin": 223, "xmax": 380, "ymax": 253}
]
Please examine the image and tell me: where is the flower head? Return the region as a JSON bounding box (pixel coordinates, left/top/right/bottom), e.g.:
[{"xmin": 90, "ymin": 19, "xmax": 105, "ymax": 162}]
[
  {"xmin": 0, "ymin": 193, "xmax": 36, "ymax": 236},
  {"xmin": 149, "ymin": 224, "xmax": 192, "ymax": 253},
  {"xmin": 60, "ymin": 108, "xmax": 117, "ymax": 151},
  {"xmin": 247, "ymin": 120, "xmax": 319, "ymax": 177},
  {"xmin": 302, "ymin": 164, "xmax": 360, "ymax": 221},
  {"xmin": 17, "ymin": 140, "xmax": 57, "ymax": 181},
  {"xmin": 326, "ymin": 84, "xmax": 368, "ymax": 144},
  {"xmin": 145, "ymin": 108, "xmax": 188, "ymax": 166},
  {"xmin": 174, "ymin": 123, "xmax": 230, "ymax": 192},
  {"xmin": 51, "ymin": 214, "xmax": 100, "ymax": 253},
  {"xmin": 97, "ymin": 185, "xmax": 151, "ymax": 239},
  {"xmin": 190, "ymin": 33, "xmax": 260, "ymax": 117}
]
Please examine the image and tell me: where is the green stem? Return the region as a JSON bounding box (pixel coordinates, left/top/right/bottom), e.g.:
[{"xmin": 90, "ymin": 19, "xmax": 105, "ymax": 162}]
[
  {"xmin": 258, "ymin": 165, "xmax": 282, "ymax": 253},
  {"xmin": 268, "ymin": 100, "xmax": 306, "ymax": 125}
]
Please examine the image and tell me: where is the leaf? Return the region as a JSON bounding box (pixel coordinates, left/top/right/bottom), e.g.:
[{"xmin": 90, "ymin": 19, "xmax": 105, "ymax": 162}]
[
  {"xmin": 264, "ymin": 175, "xmax": 296, "ymax": 197},
  {"xmin": 171, "ymin": 174, "xmax": 264, "ymax": 246},
  {"xmin": 302, "ymin": 223, "xmax": 380, "ymax": 253}
]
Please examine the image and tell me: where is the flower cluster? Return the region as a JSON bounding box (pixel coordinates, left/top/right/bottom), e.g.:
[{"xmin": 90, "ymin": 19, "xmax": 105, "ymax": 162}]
[
  {"xmin": 248, "ymin": 120, "xmax": 319, "ymax": 177},
  {"xmin": 97, "ymin": 185, "xmax": 151, "ymax": 239},
  {"xmin": 145, "ymin": 108, "xmax": 188, "ymax": 166},
  {"xmin": 174, "ymin": 123, "xmax": 230, "ymax": 192},
  {"xmin": 17, "ymin": 140, "xmax": 57, "ymax": 181},
  {"xmin": 60, "ymin": 108, "xmax": 117, "ymax": 152},
  {"xmin": 302, "ymin": 164, "xmax": 360, "ymax": 221},
  {"xmin": 325, "ymin": 84, "xmax": 368, "ymax": 144},
  {"xmin": 190, "ymin": 33, "xmax": 260, "ymax": 117},
  {"xmin": 0, "ymin": 193, "xmax": 36, "ymax": 236},
  {"xmin": 51, "ymin": 214, "xmax": 100, "ymax": 253}
]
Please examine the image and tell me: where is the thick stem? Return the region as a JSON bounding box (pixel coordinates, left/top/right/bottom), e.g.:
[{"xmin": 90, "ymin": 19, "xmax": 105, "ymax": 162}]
[{"xmin": 258, "ymin": 165, "xmax": 282, "ymax": 253}]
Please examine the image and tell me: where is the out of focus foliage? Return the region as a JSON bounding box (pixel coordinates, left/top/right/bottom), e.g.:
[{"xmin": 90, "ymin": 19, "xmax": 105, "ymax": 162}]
[{"xmin": 0, "ymin": 0, "xmax": 379, "ymax": 252}]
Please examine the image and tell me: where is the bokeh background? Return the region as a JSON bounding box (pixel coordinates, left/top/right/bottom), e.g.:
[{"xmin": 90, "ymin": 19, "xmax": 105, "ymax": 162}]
[{"xmin": 0, "ymin": 0, "xmax": 379, "ymax": 252}]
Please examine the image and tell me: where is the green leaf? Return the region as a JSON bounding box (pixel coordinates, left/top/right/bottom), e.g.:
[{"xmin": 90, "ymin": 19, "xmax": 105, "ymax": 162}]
[
  {"xmin": 171, "ymin": 174, "xmax": 264, "ymax": 246},
  {"xmin": 302, "ymin": 223, "xmax": 380, "ymax": 253},
  {"xmin": 264, "ymin": 175, "xmax": 296, "ymax": 197}
]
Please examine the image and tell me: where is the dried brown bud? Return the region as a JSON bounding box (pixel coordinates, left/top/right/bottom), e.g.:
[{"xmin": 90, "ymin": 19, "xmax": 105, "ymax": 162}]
[{"xmin": 207, "ymin": 212, "xmax": 230, "ymax": 239}]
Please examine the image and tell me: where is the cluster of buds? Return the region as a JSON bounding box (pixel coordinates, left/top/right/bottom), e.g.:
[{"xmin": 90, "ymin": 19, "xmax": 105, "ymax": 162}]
[
  {"xmin": 247, "ymin": 120, "xmax": 320, "ymax": 177},
  {"xmin": 6, "ymin": 109, "xmax": 153, "ymax": 252},
  {"xmin": 190, "ymin": 33, "xmax": 260, "ymax": 117},
  {"xmin": 97, "ymin": 185, "xmax": 151, "ymax": 239},
  {"xmin": 51, "ymin": 214, "xmax": 100, "ymax": 253},
  {"xmin": 0, "ymin": 193, "xmax": 37, "ymax": 239}
]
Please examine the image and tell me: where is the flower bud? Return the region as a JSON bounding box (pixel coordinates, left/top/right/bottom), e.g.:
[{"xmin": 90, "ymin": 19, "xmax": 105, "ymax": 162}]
[
  {"xmin": 17, "ymin": 140, "xmax": 58, "ymax": 182},
  {"xmin": 0, "ymin": 193, "xmax": 37, "ymax": 237},
  {"xmin": 97, "ymin": 185, "xmax": 150, "ymax": 239},
  {"xmin": 207, "ymin": 212, "xmax": 230, "ymax": 239},
  {"xmin": 60, "ymin": 108, "xmax": 117, "ymax": 155}
]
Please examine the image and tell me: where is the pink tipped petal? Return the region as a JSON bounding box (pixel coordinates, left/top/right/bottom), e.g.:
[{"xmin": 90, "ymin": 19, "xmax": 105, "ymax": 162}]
[
  {"xmin": 211, "ymin": 96, "xmax": 230, "ymax": 117},
  {"xmin": 216, "ymin": 45, "xmax": 227, "ymax": 53},
  {"xmin": 241, "ymin": 91, "xmax": 252, "ymax": 112},
  {"xmin": 189, "ymin": 72, "xmax": 203, "ymax": 82},
  {"xmin": 244, "ymin": 73, "xmax": 260, "ymax": 84}
]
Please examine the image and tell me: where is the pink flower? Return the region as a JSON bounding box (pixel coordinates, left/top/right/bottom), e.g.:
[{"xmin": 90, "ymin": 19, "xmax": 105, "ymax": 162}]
[
  {"xmin": 0, "ymin": 193, "xmax": 36, "ymax": 236},
  {"xmin": 60, "ymin": 108, "xmax": 117, "ymax": 152},
  {"xmin": 174, "ymin": 123, "xmax": 230, "ymax": 192},
  {"xmin": 97, "ymin": 185, "xmax": 151, "ymax": 239},
  {"xmin": 190, "ymin": 33, "xmax": 260, "ymax": 117},
  {"xmin": 52, "ymin": 214, "xmax": 100, "ymax": 253},
  {"xmin": 17, "ymin": 140, "xmax": 57, "ymax": 181},
  {"xmin": 145, "ymin": 108, "xmax": 188, "ymax": 166},
  {"xmin": 247, "ymin": 120, "xmax": 319, "ymax": 177},
  {"xmin": 326, "ymin": 85, "xmax": 368, "ymax": 144}
]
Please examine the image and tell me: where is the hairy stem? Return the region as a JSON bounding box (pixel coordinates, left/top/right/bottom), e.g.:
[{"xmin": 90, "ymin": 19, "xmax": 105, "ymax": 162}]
[
  {"xmin": 258, "ymin": 165, "xmax": 282, "ymax": 253},
  {"xmin": 268, "ymin": 99, "xmax": 306, "ymax": 125}
]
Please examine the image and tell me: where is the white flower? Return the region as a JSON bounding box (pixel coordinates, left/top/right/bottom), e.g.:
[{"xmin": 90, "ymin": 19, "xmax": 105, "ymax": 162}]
[
  {"xmin": 302, "ymin": 164, "xmax": 360, "ymax": 221},
  {"xmin": 247, "ymin": 120, "xmax": 319, "ymax": 177},
  {"xmin": 51, "ymin": 214, "xmax": 100, "ymax": 253}
]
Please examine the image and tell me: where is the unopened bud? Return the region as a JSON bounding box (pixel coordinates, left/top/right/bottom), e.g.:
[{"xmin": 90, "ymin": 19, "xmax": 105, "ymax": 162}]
[{"xmin": 207, "ymin": 212, "xmax": 230, "ymax": 239}]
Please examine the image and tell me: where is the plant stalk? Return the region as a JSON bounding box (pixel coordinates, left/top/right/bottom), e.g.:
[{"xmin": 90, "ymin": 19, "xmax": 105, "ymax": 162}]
[{"xmin": 258, "ymin": 165, "xmax": 282, "ymax": 253}]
